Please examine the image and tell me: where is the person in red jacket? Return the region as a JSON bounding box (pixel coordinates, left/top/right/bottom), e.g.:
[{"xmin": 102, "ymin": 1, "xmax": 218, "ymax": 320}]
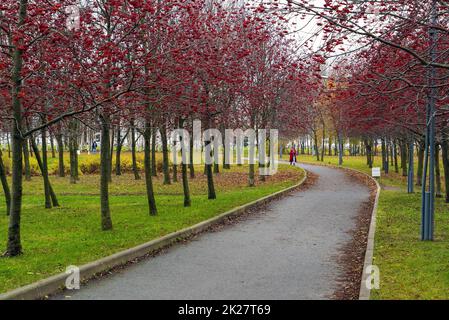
[{"xmin": 289, "ymin": 147, "xmax": 297, "ymax": 165}]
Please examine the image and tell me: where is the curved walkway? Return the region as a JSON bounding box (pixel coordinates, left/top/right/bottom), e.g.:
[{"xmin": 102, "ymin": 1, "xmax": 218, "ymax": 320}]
[{"xmin": 55, "ymin": 164, "xmax": 370, "ymax": 300}]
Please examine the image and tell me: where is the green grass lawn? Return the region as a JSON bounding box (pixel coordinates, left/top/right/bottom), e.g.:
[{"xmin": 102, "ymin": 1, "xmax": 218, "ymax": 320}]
[
  {"xmin": 0, "ymin": 164, "xmax": 304, "ymax": 294},
  {"xmin": 298, "ymin": 154, "xmax": 449, "ymax": 300}
]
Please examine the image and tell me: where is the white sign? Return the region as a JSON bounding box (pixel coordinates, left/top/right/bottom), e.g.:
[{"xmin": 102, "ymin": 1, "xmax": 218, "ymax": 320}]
[{"xmin": 372, "ymin": 167, "xmax": 381, "ymax": 178}]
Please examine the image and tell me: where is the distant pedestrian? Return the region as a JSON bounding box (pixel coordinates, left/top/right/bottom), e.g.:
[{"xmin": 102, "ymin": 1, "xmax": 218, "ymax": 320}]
[
  {"xmin": 92, "ymin": 141, "xmax": 98, "ymax": 154},
  {"xmin": 289, "ymin": 147, "xmax": 297, "ymax": 165}
]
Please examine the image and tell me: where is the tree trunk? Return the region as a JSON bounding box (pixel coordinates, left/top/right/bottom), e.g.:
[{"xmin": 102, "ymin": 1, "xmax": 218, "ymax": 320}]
[
  {"xmin": 189, "ymin": 128, "xmax": 195, "ymax": 179},
  {"xmin": 69, "ymin": 120, "xmax": 79, "ymax": 184},
  {"xmin": 109, "ymin": 126, "xmax": 114, "ymax": 183},
  {"xmin": 115, "ymin": 125, "xmax": 122, "ymax": 176},
  {"xmin": 151, "ymin": 126, "xmax": 157, "ymax": 177},
  {"xmin": 40, "ymin": 126, "xmax": 51, "ymax": 208},
  {"xmin": 50, "ymin": 132, "xmax": 56, "ymax": 158},
  {"xmin": 313, "ymin": 131, "xmax": 319, "ymax": 161},
  {"xmin": 100, "ymin": 116, "xmax": 113, "ymax": 231},
  {"xmin": 417, "ymin": 138, "xmax": 425, "ymax": 186},
  {"xmin": 179, "ymin": 119, "xmax": 191, "ymax": 207},
  {"xmin": 407, "ymin": 139, "xmax": 415, "ymax": 194},
  {"xmin": 160, "ymin": 124, "xmax": 171, "ymax": 185},
  {"xmin": 0, "ymin": 149, "xmax": 11, "ymax": 216},
  {"xmin": 5, "ymin": 0, "xmax": 27, "ymax": 257},
  {"xmin": 30, "ymin": 135, "xmax": 59, "ymax": 208},
  {"xmin": 400, "ymin": 140, "xmax": 408, "ymax": 177},
  {"xmin": 435, "ymin": 143, "xmax": 443, "ymax": 198},
  {"xmin": 393, "ymin": 141, "xmax": 399, "ymax": 173},
  {"xmin": 130, "ymin": 119, "xmax": 140, "ymax": 180},
  {"xmin": 441, "ymin": 128, "xmax": 449, "ymax": 202},
  {"xmin": 56, "ymin": 133, "xmax": 65, "ymax": 177},
  {"xmin": 143, "ymin": 124, "xmax": 157, "ymax": 216},
  {"xmin": 364, "ymin": 139, "xmax": 373, "ymax": 168},
  {"xmin": 22, "ymin": 138, "xmax": 31, "ymax": 181},
  {"xmin": 381, "ymin": 138, "xmax": 389, "ymax": 174},
  {"xmin": 321, "ymin": 125, "xmax": 325, "ymax": 162}
]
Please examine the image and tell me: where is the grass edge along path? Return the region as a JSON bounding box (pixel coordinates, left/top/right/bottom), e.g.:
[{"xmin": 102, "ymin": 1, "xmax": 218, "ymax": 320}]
[
  {"xmin": 0, "ymin": 165, "xmax": 304, "ymax": 295},
  {"xmin": 297, "ymin": 155, "xmax": 449, "ymax": 300}
]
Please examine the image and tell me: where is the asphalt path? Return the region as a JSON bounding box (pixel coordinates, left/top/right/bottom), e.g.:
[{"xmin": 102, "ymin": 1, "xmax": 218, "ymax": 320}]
[{"xmin": 55, "ymin": 163, "xmax": 370, "ymax": 300}]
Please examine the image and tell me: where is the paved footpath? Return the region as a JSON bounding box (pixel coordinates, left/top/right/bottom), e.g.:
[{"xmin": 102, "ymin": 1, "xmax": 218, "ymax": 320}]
[{"xmin": 55, "ymin": 164, "xmax": 370, "ymax": 300}]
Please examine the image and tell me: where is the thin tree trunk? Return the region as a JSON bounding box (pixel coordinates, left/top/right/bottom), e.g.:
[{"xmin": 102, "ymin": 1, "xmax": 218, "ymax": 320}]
[
  {"xmin": 0, "ymin": 149, "xmax": 11, "ymax": 216},
  {"xmin": 441, "ymin": 128, "xmax": 449, "ymax": 202},
  {"xmin": 400, "ymin": 140, "xmax": 408, "ymax": 177},
  {"xmin": 143, "ymin": 124, "xmax": 157, "ymax": 216},
  {"xmin": 56, "ymin": 133, "xmax": 65, "ymax": 177},
  {"xmin": 151, "ymin": 125, "xmax": 157, "ymax": 177},
  {"xmin": 115, "ymin": 125, "xmax": 122, "ymax": 176},
  {"xmin": 69, "ymin": 120, "xmax": 79, "ymax": 184},
  {"xmin": 205, "ymin": 118, "xmax": 217, "ymax": 198},
  {"xmin": 313, "ymin": 131, "xmax": 319, "ymax": 161},
  {"xmin": 30, "ymin": 136, "xmax": 59, "ymax": 208},
  {"xmin": 381, "ymin": 138, "xmax": 388, "ymax": 173},
  {"xmin": 130, "ymin": 119, "xmax": 140, "ymax": 180},
  {"xmin": 179, "ymin": 119, "xmax": 191, "ymax": 207},
  {"xmin": 22, "ymin": 138, "xmax": 31, "ymax": 181},
  {"xmin": 40, "ymin": 126, "xmax": 51, "ymax": 208},
  {"xmin": 160, "ymin": 124, "xmax": 171, "ymax": 185},
  {"xmin": 50, "ymin": 132, "xmax": 56, "ymax": 158},
  {"xmin": 7, "ymin": 132, "xmax": 11, "ymax": 158},
  {"xmin": 109, "ymin": 126, "xmax": 114, "ymax": 183},
  {"xmin": 364, "ymin": 139, "xmax": 373, "ymax": 168},
  {"xmin": 189, "ymin": 128, "xmax": 195, "ymax": 179},
  {"xmin": 417, "ymin": 138, "xmax": 425, "ymax": 186},
  {"xmin": 393, "ymin": 141, "xmax": 399, "ymax": 173},
  {"xmin": 435, "ymin": 143, "xmax": 443, "ymax": 198},
  {"xmin": 100, "ymin": 116, "xmax": 113, "ymax": 231}
]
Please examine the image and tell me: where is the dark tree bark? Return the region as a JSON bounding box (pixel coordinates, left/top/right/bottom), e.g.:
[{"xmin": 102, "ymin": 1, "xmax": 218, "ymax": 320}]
[
  {"xmin": 143, "ymin": 124, "xmax": 157, "ymax": 216},
  {"xmin": 313, "ymin": 130, "xmax": 320, "ymax": 161},
  {"xmin": 160, "ymin": 124, "xmax": 171, "ymax": 185},
  {"xmin": 50, "ymin": 132, "xmax": 56, "ymax": 158},
  {"xmin": 56, "ymin": 133, "xmax": 65, "ymax": 177},
  {"xmin": 172, "ymin": 140, "xmax": 178, "ymax": 183},
  {"xmin": 179, "ymin": 119, "xmax": 191, "ymax": 207},
  {"xmin": 381, "ymin": 138, "xmax": 389, "ymax": 174},
  {"xmin": 204, "ymin": 118, "xmax": 217, "ymax": 198},
  {"xmin": 151, "ymin": 125, "xmax": 157, "ymax": 177},
  {"xmin": 441, "ymin": 127, "xmax": 449, "ymax": 203},
  {"xmin": 115, "ymin": 126, "xmax": 129, "ymax": 177},
  {"xmin": 109, "ymin": 126, "xmax": 114, "ymax": 183},
  {"xmin": 189, "ymin": 128, "xmax": 195, "ymax": 179},
  {"xmin": 393, "ymin": 141, "xmax": 399, "ymax": 173},
  {"xmin": 100, "ymin": 115, "xmax": 113, "ymax": 231},
  {"xmin": 22, "ymin": 138, "xmax": 31, "ymax": 181},
  {"xmin": 435, "ymin": 143, "xmax": 443, "ymax": 198},
  {"xmin": 69, "ymin": 120, "xmax": 79, "ymax": 184},
  {"xmin": 6, "ymin": 132, "xmax": 11, "ymax": 158},
  {"xmin": 400, "ymin": 140, "xmax": 408, "ymax": 177},
  {"xmin": 130, "ymin": 119, "xmax": 140, "ymax": 180},
  {"xmin": 30, "ymin": 135, "xmax": 59, "ymax": 208},
  {"xmin": 0, "ymin": 149, "xmax": 11, "ymax": 216},
  {"xmin": 39, "ymin": 126, "xmax": 51, "ymax": 208},
  {"xmin": 364, "ymin": 139, "xmax": 373, "ymax": 168},
  {"xmin": 115, "ymin": 125, "xmax": 122, "ymax": 176},
  {"xmin": 417, "ymin": 138, "xmax": 425, "ymax": 186},
  {"xmin": 5, "ymin": 0, "xmax": 27, "ymax": 257}
]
